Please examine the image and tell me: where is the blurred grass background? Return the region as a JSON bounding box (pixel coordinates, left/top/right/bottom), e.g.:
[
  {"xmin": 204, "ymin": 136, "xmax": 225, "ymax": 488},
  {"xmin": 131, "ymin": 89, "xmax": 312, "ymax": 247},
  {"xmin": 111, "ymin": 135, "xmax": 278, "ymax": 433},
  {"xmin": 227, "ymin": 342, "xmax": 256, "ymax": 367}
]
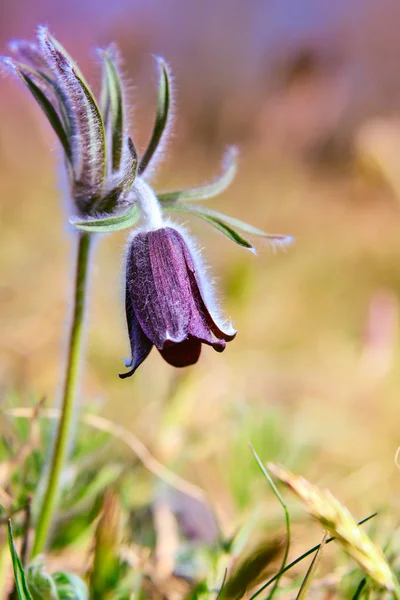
[{"xmin": 1, "ymin": 0, "xmax": 400, "ymax": 554}]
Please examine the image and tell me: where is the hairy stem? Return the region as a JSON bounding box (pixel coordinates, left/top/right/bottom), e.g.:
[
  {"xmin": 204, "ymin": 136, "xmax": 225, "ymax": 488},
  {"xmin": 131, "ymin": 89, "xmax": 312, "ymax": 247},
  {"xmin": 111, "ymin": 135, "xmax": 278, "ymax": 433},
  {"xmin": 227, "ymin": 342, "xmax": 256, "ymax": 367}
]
[{"xmin": 32, "ymin": 231, "xmax": 92, "ymax": 556}]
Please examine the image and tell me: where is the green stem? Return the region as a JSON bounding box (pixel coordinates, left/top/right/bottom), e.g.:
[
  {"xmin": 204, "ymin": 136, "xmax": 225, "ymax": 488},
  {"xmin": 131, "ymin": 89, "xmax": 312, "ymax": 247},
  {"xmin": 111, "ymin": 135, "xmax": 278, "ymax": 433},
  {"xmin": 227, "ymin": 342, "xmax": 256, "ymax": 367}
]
[{"xmin": 32, "ymin": 232, "xmax": 92, "ymax": 556}]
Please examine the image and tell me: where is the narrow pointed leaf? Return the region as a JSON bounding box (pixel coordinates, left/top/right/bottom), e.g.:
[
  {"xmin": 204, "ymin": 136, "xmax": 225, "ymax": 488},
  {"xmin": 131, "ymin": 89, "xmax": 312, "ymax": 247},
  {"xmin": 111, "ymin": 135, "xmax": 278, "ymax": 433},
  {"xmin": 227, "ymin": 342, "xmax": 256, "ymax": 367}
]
[
  {"xmin": 248, "ymin": 513, "xmax": 378, "ymax": 600},
  {"xmin": 163, "ymin": 203, "xmax": 293, "ymax": 249},
  {"xmin": 7, "ymin": 60, "xmax": 71, "ymax": 160},
  {"xmin": 352, "ymin": 579, "xmax": 367, "ymax": 599},
  {"xmin": 163, "ymin": 203, "xmax": 253, "ymax": 249},
  {"xmin": 250, "ymin": 445, "xmax": 291, "ymax": 600},
  {"xmin": 295, "ymin": 532, "xmax": 328, "ymax": 599},
  {"xmin": 99, "ymin": 48, "xmax": 124, "ymax": 172},
  {"xmin": 139, "ymin": 56, "xmax": 171, "ymax": 174},
  {"xmin": 158, "ymin": 147, "xmax": 238, "ymax": 202},
  {"xmin": 70, "ymin": 204, "xmax": 140, "ymax": 233},
  {"xmin": 7, "ymin": 520, "xmax": 33, "ymax": 600}
]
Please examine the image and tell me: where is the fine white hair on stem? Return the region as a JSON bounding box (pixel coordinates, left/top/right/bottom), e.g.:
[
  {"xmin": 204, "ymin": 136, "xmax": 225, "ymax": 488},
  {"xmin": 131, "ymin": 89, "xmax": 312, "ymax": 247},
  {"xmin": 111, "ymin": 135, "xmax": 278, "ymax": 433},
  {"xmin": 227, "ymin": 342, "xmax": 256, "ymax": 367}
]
[{"xmin": 133, "ymin": 176, "xmax": 164, "ymax": 230}]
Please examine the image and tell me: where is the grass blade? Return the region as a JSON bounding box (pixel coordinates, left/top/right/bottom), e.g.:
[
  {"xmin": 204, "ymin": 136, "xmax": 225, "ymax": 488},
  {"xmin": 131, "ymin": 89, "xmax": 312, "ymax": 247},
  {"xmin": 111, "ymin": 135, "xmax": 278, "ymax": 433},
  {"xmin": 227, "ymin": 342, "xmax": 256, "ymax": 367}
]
[
  {"xmin": 249, "ymin": 445, "xmax": 291, "ymax": 600},
  {"xmin": 248, "ymin": 513, "xmax": 378, "ymax": 600},
  {"xmin": 352, "ymin": 578, "xmax": 367, "ymax": 599},
  {"xmin": 215, "ymin": 569, "xmax": 227, "ymax": 600},
  {"xmin": 7, "ymin": 520, "xmax": 33, "ymax": 599},
  {"xmin": 295, "ymin": 531, "xmax": 328, "ymax": 599}
]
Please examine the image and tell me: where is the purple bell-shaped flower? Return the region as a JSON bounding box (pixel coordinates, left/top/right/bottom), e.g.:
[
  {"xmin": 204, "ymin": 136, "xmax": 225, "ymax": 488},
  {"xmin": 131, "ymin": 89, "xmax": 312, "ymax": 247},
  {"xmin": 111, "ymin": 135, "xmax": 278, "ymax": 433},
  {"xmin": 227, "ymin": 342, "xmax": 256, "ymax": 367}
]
[{"xmin": 120, "ymin": 225, "xmax": 236, "ymax": 377}]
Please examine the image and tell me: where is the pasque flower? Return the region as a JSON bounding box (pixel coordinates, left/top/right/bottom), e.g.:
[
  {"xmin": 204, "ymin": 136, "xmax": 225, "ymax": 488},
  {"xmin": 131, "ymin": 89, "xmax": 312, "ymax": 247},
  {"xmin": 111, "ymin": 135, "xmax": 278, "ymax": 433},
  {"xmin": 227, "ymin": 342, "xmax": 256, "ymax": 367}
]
[
  {"xmin": 2, "ymin": 28, "xmax": 292, "ymax": 376},
  {"xmin": 121, "ymin": 225, "xmax": 236, "ymax": 376},
  {"xmin": 1, "ymin": 29, "xmax": 293, "ymax": 562}
]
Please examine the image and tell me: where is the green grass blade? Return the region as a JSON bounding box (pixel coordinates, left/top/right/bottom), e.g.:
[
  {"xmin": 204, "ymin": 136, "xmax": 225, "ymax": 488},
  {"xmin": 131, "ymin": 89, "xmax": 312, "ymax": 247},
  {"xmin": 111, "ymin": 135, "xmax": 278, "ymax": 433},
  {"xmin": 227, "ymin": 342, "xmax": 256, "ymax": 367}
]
[
  {"xmin": 215, "ymin": 569, "xmax": 227, "ymax": 600},
  {"xmin": 295, "ymin": 532, "xmax": 328, "ymax": 599},
  {"xmin": 249, "ymin": 445, "xmax": 291, "ymax": 600},
  {"xmin": 248, "ymin": 513, "xmax": 378, "ymax": 600},
  {"xmin": 158, "ymin": 146, "xmax": 238, "ymax": 202},
  {"xmin": 7, "ymin": 520, "xmax": 33, "ymax": 600},
  {"xmin": 139, "ymin": 56, "xmax": 171, "ymax": 174},
  {"xmin": 352, "ymin": 578, "xmax": 367, "ymax": 599}
]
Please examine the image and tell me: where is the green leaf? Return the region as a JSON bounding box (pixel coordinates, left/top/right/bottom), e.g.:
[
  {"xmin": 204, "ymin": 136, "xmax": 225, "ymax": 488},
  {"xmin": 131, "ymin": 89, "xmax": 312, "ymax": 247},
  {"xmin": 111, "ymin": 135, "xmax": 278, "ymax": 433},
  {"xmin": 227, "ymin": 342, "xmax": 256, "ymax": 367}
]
[
  {"xmin": 249, "ymin": 445, "xmax": 291, "ymax": 600},
  {"xmin": 7, "ymin": 520, "xmax": 33, "ymax": 600},
  {"xmin": 158, "ymin": 146, "xmax": 238, "ymax": 202},
  {"xmin": 163, "ymin": 204, "xmax": 293, "ymax": 250},
  {"xmin": 90, "ymin": 492, "xmax": 122, "ymax": 598},
  {"xmin": 173, "ymin": 204, "xmax": 254, "ymax": 251},
  {"xmin": 139, "ymin": 56, "xmax": 171, "ymax": 174},
  {"xmin": 295, "ymin": 532, "xmax": 328, "ymax": 599},
  {"xmin": 248, "ymin": 513, "xmax": 378, "ymax": 600},
  {"xmin": 99, "ymin": 48, "xmax": 125, "ymax": 172},
  {"xmin": 70, "ymin": 203, "xmax": 140, "ymax": 233},
  {"xmin": 7, "ymin": 60, "xmax": 71, "ymax": 161},
  {"xmin": 162, "ymin": 204, "xmax": 253, "ymax": 249},
  {"xmin": 52, "ymin": 572, "xmax": 89, "ymax": 600},
  {"xmin": 351, "ymin": 578, "xmax": 367, "ymax": 599},
  {"xmin": 26, "ymin": 558, "xmax": 58, "ymax": 600}
]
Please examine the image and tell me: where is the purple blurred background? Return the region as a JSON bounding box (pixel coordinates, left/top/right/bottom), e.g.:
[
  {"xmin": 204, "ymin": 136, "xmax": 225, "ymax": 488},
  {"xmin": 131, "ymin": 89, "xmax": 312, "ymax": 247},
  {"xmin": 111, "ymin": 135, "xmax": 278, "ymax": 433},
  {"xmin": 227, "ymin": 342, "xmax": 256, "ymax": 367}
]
[{"xmin": 2, "ymin": 0, "xmax": 400, "ymax": 165}]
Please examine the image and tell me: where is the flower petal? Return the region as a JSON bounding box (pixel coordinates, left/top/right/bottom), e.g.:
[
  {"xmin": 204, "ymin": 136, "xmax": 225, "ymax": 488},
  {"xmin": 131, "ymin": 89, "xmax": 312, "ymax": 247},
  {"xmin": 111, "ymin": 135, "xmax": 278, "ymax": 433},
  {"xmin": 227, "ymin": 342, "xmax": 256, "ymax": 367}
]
[
  {"xmin": 127, "ymin": 229, "xmax": 192, "ymax": 347},
  {"xmin": 119, "ymin": 288, "xmax": 153, "ymax": 379},
  {"xmin": 174, "ymin": 230, "xmax": 237, "ymax": 341}
]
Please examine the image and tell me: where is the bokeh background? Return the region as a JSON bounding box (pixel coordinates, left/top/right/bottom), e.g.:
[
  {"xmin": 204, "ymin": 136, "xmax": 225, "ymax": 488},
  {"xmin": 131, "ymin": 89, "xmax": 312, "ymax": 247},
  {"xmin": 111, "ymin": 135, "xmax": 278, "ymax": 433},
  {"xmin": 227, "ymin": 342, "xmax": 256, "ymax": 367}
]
[{"xmin": 2, "ymin": 0, "xmax": 400, "ymax": 550}]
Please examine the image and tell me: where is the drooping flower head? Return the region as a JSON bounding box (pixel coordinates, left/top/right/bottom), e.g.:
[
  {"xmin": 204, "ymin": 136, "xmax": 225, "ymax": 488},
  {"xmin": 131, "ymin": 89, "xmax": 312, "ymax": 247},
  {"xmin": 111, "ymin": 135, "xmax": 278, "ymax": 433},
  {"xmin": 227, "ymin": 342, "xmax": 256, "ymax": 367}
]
[
  {"xmin": 122, "ymin": 225, "xmax": 237, "ymax": 376},
  {"xmin": 1, "ymin": 28, "xmax": 293, "ymax": 375}
]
